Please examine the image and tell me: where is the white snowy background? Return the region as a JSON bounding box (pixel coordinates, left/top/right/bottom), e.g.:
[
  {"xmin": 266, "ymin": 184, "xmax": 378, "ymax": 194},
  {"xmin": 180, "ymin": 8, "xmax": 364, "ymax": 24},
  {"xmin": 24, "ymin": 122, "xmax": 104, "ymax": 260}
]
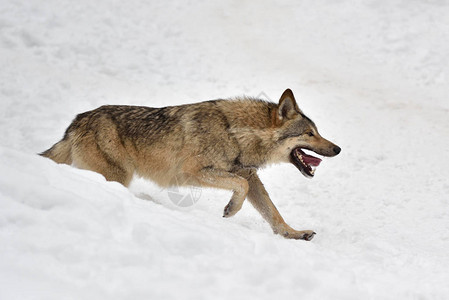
[{"xmin": 1, "ymin": 1, "xmax": 448, "ymax": 299}]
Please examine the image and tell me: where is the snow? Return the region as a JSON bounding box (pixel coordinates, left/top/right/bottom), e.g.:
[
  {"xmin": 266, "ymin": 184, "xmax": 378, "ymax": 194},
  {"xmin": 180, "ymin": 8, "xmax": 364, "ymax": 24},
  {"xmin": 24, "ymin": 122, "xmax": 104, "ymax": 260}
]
[{"xmin": 1, "ymin": 0, "xmax": 449, "ymax": 299}]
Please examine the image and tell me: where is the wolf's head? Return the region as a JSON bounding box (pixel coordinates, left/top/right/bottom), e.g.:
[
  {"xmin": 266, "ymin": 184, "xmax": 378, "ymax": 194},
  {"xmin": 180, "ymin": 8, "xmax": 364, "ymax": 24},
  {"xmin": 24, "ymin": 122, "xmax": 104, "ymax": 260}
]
[{"xmin": 271, "ymin": 89, "xmax": 341, "ymax": 178}]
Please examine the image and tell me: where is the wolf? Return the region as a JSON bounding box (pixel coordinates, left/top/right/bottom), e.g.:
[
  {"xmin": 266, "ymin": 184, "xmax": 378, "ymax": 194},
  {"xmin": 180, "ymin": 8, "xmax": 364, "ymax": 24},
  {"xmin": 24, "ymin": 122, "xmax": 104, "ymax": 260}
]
[{"xmin": 41, "ymin": 89, "xmax": 340, "ymax": 241}]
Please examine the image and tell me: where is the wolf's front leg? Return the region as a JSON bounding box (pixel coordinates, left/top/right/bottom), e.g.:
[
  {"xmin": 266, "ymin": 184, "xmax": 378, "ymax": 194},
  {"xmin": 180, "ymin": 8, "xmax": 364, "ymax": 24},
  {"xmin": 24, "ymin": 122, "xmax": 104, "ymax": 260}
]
[
  {"xmin": 236, "ymin": 169, "xmax": 316, "ymax": 241},
  {"xmin": 196, "ymin": 169, "xmax": 249, "ymax": 217}
]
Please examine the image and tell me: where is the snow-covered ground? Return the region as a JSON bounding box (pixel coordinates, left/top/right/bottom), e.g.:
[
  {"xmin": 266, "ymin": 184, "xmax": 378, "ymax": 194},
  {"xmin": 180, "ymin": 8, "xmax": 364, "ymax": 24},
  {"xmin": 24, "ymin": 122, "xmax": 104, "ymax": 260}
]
[{"xmin": 1, "ymin": 1, "xmax": 448, "ymax": 299}]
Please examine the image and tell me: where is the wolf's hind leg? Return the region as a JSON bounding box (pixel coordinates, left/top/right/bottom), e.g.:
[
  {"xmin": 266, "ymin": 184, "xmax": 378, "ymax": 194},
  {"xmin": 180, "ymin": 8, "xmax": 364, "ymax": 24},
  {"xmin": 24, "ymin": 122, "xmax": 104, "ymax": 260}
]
[
  {"xmin": 72, "ymin": 142, "xmax": 134, "ymax": 187},
  {"xmin": 195, "ymin": 169, "xmax": 249, "ymax": 218},
  {"xmin": 71, "ymin": 121, "xmax": 134, "ymax": 187}
]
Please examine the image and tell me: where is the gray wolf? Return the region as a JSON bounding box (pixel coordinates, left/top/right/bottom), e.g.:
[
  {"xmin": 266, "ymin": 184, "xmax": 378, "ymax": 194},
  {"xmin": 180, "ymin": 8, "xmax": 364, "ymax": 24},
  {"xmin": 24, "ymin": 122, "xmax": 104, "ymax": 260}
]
[{"xmin": 41, "ymin": 89, "xmax": 340, "ymax": 240}]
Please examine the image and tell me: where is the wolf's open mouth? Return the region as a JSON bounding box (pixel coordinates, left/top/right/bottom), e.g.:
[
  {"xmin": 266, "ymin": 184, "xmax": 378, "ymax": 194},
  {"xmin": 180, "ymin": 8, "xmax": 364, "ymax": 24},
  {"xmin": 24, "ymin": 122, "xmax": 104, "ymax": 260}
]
[{"xmin": 290, "ymin": 148, "xmax": 322, "ymax": 178}]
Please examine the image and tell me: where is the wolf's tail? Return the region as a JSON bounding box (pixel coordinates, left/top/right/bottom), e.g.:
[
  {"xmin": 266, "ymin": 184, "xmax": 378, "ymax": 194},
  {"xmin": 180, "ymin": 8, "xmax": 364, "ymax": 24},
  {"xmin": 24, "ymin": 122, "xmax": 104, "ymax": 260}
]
[{"xmin": 40, "ymin": 138, "xmax": 72, "ymax": 165}]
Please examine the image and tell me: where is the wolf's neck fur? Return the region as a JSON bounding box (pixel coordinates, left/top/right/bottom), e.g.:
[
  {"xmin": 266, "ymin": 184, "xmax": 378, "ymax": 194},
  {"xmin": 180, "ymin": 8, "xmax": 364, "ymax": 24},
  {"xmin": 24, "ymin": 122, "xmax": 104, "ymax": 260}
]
[{"xmin": 217, "ymin": 100, "xmax": 280, "ymax": 168}]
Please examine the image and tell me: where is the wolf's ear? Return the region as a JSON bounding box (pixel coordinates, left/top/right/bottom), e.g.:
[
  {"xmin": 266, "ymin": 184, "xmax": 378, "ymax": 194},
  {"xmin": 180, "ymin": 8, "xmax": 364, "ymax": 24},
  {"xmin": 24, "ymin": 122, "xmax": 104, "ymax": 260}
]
[{"xmin": 277, "ymin": 89, "xmax": 300, "ymax": 122}]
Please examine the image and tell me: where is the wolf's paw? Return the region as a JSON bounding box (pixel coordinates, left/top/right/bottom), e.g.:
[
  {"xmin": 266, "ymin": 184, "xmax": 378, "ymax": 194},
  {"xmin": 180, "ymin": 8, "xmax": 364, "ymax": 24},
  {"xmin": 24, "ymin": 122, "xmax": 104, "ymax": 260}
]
[
  {"xmin": 283, "ymin": 230, "xmax": 316, "ymax": 241},
  {"xmin": 223, "ymin": 200, "xmax": 242, "ymax": 218}
]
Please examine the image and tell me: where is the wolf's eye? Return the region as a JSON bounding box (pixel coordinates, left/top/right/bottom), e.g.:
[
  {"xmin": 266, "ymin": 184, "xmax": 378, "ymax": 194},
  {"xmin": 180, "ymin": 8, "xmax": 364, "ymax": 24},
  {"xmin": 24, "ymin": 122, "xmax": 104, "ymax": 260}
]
[{"xmin": 307, "ymin": 132, "xmax": 314, "ymax": 137}]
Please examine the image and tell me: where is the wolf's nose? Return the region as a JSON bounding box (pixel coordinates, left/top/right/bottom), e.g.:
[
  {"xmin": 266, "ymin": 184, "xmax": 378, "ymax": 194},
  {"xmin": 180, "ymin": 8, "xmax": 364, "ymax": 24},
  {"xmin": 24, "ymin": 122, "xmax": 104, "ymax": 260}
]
[{"xmin": 333, "ymin": 146, "xmax": 341, "ymax": 155}]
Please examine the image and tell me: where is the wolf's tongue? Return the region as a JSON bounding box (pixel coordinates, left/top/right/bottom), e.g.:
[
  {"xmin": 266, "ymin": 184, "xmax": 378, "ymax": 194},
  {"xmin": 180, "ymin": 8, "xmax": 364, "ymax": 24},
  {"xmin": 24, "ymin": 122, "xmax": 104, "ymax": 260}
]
[{"xmin": 302, "ymin": 153, "xmax": 322, "ymax": 167}]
